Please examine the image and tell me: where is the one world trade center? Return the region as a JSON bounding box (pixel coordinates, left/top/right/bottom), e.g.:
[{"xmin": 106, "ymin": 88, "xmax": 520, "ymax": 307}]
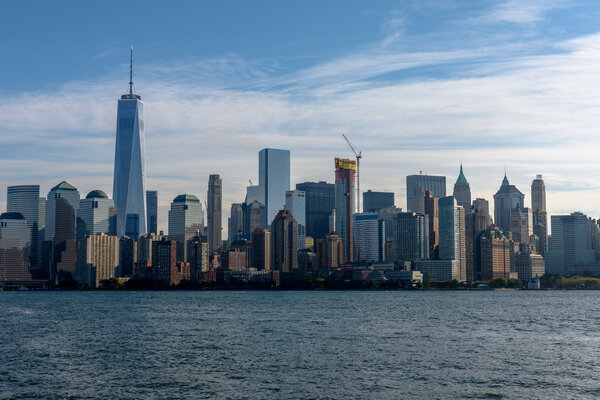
[{"xmin": 113, "ymin": 48, "xmax": 146, "ymax": 238}]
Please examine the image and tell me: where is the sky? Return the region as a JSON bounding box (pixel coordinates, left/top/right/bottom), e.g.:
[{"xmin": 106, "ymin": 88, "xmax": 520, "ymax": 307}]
[{"xmin": 1, "ymin": 0, "xmax": 600, "ymax": 235}]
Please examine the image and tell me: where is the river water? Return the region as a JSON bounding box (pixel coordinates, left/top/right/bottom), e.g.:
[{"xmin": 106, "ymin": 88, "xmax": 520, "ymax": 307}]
[{"xmin": 1, "ymin": 290, "xmax": 600, "ymax": 399}]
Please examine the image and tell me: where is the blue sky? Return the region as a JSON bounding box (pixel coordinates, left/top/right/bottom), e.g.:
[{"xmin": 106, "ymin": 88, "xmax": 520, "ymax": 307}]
[{"xmin": 1, "ymin": 0, "xmax": 600, "ymax": 232}]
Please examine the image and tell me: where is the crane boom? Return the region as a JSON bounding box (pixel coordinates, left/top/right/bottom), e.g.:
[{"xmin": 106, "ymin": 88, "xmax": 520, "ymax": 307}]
[{"xmin": 341, "ymin": 133, "xmax": 362, "ymax": 214}]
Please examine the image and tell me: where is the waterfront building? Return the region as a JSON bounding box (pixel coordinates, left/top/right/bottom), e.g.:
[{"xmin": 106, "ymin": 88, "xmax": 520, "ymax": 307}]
[
  {"xmin": 152, "ymin": 238, "xmax": 178, "ymax": 285},
  {"xmin": 112, "ymin": 50, "xmax": 146, "ymax": 239},
  {"xmin": 493, "ymin": 174, "xmax": 525, "ymax": 234},
  {"xmin": 271, "ymin": 209, "xmax": 298, "ymax": 272},
  {"xmin": 316, "ymin": 233, "xmax": 343, "ymax": 269},
  {"xmin": 168, "ymin": 194, "xmax": 204, "ymax": 262},
  {"xmin": 363, "ymin": 190, "xmax": 394, "ymax": 213},
  {"xmin": 465, "ymin": 198, "xmax": 491, "ymax": 282},
  {"xmin": 207, "ymin": 174, "xmax": 222, "ymax": 255},
  {"xmin": 222, "ymin": 249, "xmax": 247, "ymax": 271},
  {"xmin": 353, "ymin": 213, "xmax": 385, "ymax": 262},
  {"xmin": 119, "ymin": 236, "xmax": 137, "ymax": 276},
  {"xmin": 285, "ymin": 190, "xmax": 306, "ymax": 250},
  {"xmin": 296, "ymin": 181, "xmax": 335, "ymax": 240},
  {"xmin": 228, "ymin": 203, "xmax": 244, "ymax": 246},
  {"xmin": 187, "ymin": 235, "xmax": 209, "ymax": 280},
  {"xmin": 251, "ymin": 227, "xmax": 271, "ymax": 271},
  {"xmin": 513, "ymin": 253, "xmax": 545, "ymax": 281},
  {"xmin": 545, "ymin": 212, "xmax": 596, "ymax": 275},
  {"xmin": 509, "ymin": 205, "xmax": 533, "ymax": 244},
  {"xmin": 531, "ymin": 175, "xmax": 548, "ymax": 255},
  {"xmin": 480, "ymin": 226, "xmax": 512, "ymax": 281},
  {"xmin": 413, "ymin": 260, "xmax": 461, "ymax": 281},
  {"xmin": 78, "ymin": 190, "xmax": 116, "ymax": 236},
  {"xmin": 334, "ymin": 158, "xmax": 356, "ymax": 262},
  {"xmin": 83, "ymin": 233, "xmax": 119, "ymax": 288},
  {"xmin": 423, "ymin": 191, "xmax": 439, "ymax": 259},
  {"xmin": 406, "ymin": 174, "xmax": 446, "ymax": 214},
  {"xmin": 7, "ymin": 185, "xmax": 44, "ymax": 277},
  {"xmin": 259, "ymin": 148, "xmax": 290, "ymax": 226},
  {"xmin": 243, "ymin": 201, "xmax": 265, "ymax": 238},
  {"xmin": 389, "ymin": 212, "xmax": 429, "ymax": 264},
  {"xmin": 439, "ymin": 196, "xmax": 466, "ymax": 282},
  {"xmin": 452, "ymin": 164, "xmax": 471, "ymax": 210},
  {"xmin": 146, "ymin": 190, "xmax": 158, "ymax": 235},
  {"xmin": 0, "ymin": 212, "xmax": 32, "ymax": 281}
]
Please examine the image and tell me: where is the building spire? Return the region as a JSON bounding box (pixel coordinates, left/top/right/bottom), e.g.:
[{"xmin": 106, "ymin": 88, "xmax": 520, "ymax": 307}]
[{"xmin": 129, "ymin": 46, "xmax": 134, "ymax": 95}]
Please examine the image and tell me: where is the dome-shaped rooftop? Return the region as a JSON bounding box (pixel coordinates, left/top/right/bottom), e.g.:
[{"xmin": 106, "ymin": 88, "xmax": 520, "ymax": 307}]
[
  {"xmin": 0, "ymin": 212, "xmax": 25, "ymax": 220},
  {"xmin": 86, "ymin": 190, "xmax": 109, "ymax": 199},
  {"xmin": 173, "ymin": 194, "xmax": 200, "ymax": 203}
]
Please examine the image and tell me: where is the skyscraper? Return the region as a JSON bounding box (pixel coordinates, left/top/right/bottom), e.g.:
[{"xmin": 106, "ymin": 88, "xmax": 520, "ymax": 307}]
[
  {"xmin": 7, "ymin": 185, "xmax": 44, "ymax": 276},
  {"xmin": 78, "ymin": 190, "xmax": 117, "ymax": 236},
  {"xmin": 389, "ymin": 212, "xmax": 429, "ymax": 263},
  {"xmin": 423, "ymin": 191, "xmax": 439, "ymax": 259},
  {"xmin": 353, "ymin": 213, "xmax": 385, "ymax": 262},
  {"xmin": 228, "ymin": 203, "xmax": 244, "ymax": 246},
  {"xmin": 259, "ymin": 148, "xmax": 290, "ymax": 226},
  {"xmin": 545, "ymin": 212, "xmax": 596, "ymax": 275},
  {"xmin": 493, "ymin": 174, "xmax": 525, "ymax": 234},
  {"xmin": 146, "ymin": 190, "xmax": 158, "ymax": 235},
  {"xmin": 480, "ymin": 226, "xmax": 512, "ymax": 281},
  {"xmin": 452, "ymin": 164, "xmax": 471, "ymax": 210},
  {"xmin": 83, "ymin": 233, "xmax": 120, "ymax": 288},
  {"xmin": 207, "ymin": 174, "xmax": 222, "ymax": 255},
  {"xmin": 285, "ymin": 189, "xmax": 306, "ymax": 250},
  {"xmin": 271, "ymin": 209, "xmax": 298, "ymax": 272},
  {"xmin": 296, "ymin": 181, "xmax": 335, "ymax": 240},
  {"xmin": 334, "ymin": 158, "xmax": 356, "ymax": 263},
  {"xmin": 251, "ymin": 227, "xmax": 271, "ymax": 270},
  {"xmin": 0, "ymin": 212, "xmax": 32, "ymax": 282},
  {"xmin": 406, "ymin": 174, "xmax": 446, "ymax": 213},
  {"xmin": 363, "ymin": 190, "xmax": 394, "ymax": 213},
  {"xmin": 531, "ymin": 175, "xmax": 548, "ymax": 255},
  {"xmin": 439, "ymin": 196, "xmax": 466, "ymax": 282},
  {"xmin": 316, "ymin": 233, "xmax": 344, "ymax": 269},
  {"xmin": 465, "ymin": 198, "xmax": 491, "ymax": 282},
  {"xmin": 113, "ymin": 49, "xmax": 146, "ymax": 239},
  {"xmin": 168, "ymin": 194, "xmax": 204, "ymax": 262},
  {"xmin": 243, "ymin": 200, "xmax": 265, "ymax": 238}
]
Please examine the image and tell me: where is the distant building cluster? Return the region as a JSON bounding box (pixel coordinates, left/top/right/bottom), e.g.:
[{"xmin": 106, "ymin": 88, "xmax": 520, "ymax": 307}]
[{"xmin": 3, "ymin": 60, "xmax": 600, "ymax": 289}]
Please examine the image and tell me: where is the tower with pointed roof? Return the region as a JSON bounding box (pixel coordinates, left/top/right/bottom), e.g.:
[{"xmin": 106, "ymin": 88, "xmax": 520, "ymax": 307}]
[
  {"xmin": 453, "ymin": 164, "xmax": 471, "ymax": 210},
  {"xmin": 113, "ymin": 47, "xmax": 146, "ymax": 239},
  {"xmin": 493, "ymin": 173, "xmax": 525, "ymax": 234}
]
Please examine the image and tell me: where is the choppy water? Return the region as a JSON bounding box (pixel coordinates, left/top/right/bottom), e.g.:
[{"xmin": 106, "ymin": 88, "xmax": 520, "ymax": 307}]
[{"xmin": 1, "ymin": 290, "xmax": 600, "ymax": 399}]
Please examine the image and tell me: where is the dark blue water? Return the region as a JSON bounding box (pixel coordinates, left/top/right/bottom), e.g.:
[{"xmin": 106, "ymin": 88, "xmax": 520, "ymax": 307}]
[{"xmin": 1, "ymin": 290, "xmax": 600, "ymax": 399}]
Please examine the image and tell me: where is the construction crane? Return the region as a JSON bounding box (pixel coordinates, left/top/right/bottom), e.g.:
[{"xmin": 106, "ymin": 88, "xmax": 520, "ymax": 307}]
[{"xmin": 342, "ymin": 133, "xmax": 362, "ymax": 214}]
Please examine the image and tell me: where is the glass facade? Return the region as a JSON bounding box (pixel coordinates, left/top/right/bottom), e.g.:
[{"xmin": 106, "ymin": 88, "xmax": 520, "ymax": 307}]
[
  {"xmin": 363, "ymin": 190, "xmax": 394, "ymax": 213},
  {"xmin": 259, "ymin": 148, "xmax": 290, "ymax": 227},
  {"xmin": 296, "ymin": 181, "xmax": 335, "ymax": 240},
  {"xmin": 7, "ymin": 185, "xmax": 44, "ymax": 273},
  {"xmin": 146, "ymin": 190, "xmax": 158, "ymax": 235},
  {"xmin": 406, "ymin": 174, "xmax": 446, "ymax": 213},
  {"xmin": 285, "ymin": 190, "xmax": 306, "ymax": 250}
]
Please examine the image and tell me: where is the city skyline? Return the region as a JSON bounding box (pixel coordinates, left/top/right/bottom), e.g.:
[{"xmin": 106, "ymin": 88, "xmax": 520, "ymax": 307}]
[{"xmin": 2, "ymin": 1, "xmax": 600, "ymax": 233}]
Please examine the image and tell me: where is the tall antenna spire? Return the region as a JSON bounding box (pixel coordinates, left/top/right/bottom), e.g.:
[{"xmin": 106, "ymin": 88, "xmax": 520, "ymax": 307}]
[{"xmin": 129, "ymin": 46, "xmax": 133, "ymax": 95}]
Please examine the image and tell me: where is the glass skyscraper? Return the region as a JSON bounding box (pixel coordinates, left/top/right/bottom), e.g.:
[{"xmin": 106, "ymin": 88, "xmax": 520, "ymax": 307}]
[
  {"xmin": 113, "ymin": 50, "xmax": 146, "ymax": 239},
  {"xmin": 146, "ymin": 190, "xmax": 158, "ymax": 235},
  {"xmin": 296, "ymin": 181, "xmax": 335, "ymax": 240},
  {"xmin": 406, "ymin": 174, "xmax": 446, "ymax": 214},
  {"xmin": 259, "ymin": 148, "xmax": 290, "ymax": 227}
]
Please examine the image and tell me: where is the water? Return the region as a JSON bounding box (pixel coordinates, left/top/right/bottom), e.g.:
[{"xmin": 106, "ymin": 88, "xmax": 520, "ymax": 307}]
[{"xmin": 1, "ymin": 290, "xmax": 600, "ymax": 399}]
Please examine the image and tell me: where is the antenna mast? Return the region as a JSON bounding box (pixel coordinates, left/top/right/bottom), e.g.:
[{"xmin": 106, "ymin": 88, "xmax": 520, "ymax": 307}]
[{"xmin": 129, "ymin": 46, "xmax": 134, "ymax": 95}]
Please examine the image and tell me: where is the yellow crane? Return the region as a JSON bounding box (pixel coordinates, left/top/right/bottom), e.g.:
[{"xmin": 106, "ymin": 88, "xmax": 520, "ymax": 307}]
[{"xmin": 342, "ymin": 133, "xmax": 362, "ymax": 213}]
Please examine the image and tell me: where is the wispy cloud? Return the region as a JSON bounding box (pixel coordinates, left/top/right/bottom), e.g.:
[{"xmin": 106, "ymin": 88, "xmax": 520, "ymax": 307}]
[{"xmin": 485, "ymin": 0, "xmax": 568, "ymax": 24}]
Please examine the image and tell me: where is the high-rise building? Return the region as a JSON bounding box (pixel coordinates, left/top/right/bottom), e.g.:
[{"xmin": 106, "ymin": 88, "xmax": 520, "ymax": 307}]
[
  {"xmin": 493, "ymin": 174, "xmax": 525, "ymax": 234},
  {"xmin": 423, "ymin": 191, "xmax": 439, "ymax": 259},
  {"xmin": 452, "ymin": 164, "xmax": 471, "ymax": 210},
  {"xmin": 439, "ymin": 196, "xmax": 466, "ymax": 282},
  {"xmin": 251, "ymin": 227, "xmax": 271, "ymax": 271},
  {"xmin": 259, "ymin": 148, "xmax": 290, "ymax": 226},
  {"xmin": 0, "ymin": 212, "xmax": 32, "ymax": 282},
  {"xmin": 509, "ymin": 205, "xmax": 533, "ymax": 244},
  {"xmin": 545, "ymin": 212, "xmax": 596, "ymax": 275},
  {"xmin": 465, "ymin": 198, "xmax": 491, "ymax": 282},
  {"xmin": 480, "ymin": 226, "xmax": 512, "ymax": 281},
  {"xmin": 285, "ymin": 190, "xmax": 306, "ymax": 250},
  {"xmin": 207, "ymin": 174, "xmax": 222, "ymax": 255},
  {"xmin": 271, "ymin": 209, "xmax": 298, "ymax": 272},
  {"xmin": 363, "ymin": 190, "xmax": 394, "ymax": 213},
  {"xmin": 316, "ymin": 233, "xmax": 343, "ymax": 269},
  {"xmin": 168, "ymin": 194, "xmax": 204, "ymax": 262},
  {"xmin": 334, "ymin": 158, "xmax": 356, "ymax": 263},
  {"xmin": 113, "ymin": 50, "xmax": 147, "ymax": 239},
  {"xmin": 78, "ymin": 190, "xmax": 117, "ymax": 236},
  {"xmin": 187, "ymin": 235, "xmax": 209, "ymax": 280},
  {"xmin": 7, "ymin": 185, "xmax": 44, "ymax": 277},
  {"xmin": 152, "ymin": 238, "xmax": 178, "ymax": 285},
  {"xmin": 389, "ymin": 212, "xmax": 429, "ymax": 263},
  {"xmin": 531, "ymin": 175, "xmax": 547, "ymax": 255},
  {"xmin": 119, "ymin": 236, "xmax": 137, "ymax": 276},
  {"xmin": 406, "ymin": 174, "xmax": 446, "ymax": 213},
  {"xmin": 137, "ymin": 232, "xmax": 164, "ymax": 263},
  {"xmin": 353, "ymin": 213, "xmax": 385, "ymax": 262},
  {"xmin": 228, "ymin": 203, "xmax": 244, "ymax": 246},
  {"xmin": 296, "ymin": 181, "xmax": 335, "ymax": 240},
  {"xmin": 146, "ymin": 190, "xmax": 158, "ymax": 235},
  {"xmin": 83, "ymin": 233, "xmax": 120, "ymax": 288},
  {"xmin": 513, "ymin": 253, "xmax": 545, "ymax": 281},
  {"xmin": 243, "ymin": 201, "xmax": 265, "ymax": 238}
]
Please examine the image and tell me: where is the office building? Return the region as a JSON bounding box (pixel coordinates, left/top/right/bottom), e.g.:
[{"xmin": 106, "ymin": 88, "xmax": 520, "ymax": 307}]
[
  {"xmin": 545, "ymin": 212, "xmax": 596, "ymax": 275},
  {"xmin": 353, "ymin": 213, "xmax": 385, "ymax": 262},
  {"xmin": 7, "ymin": 185, "xmax": 44, "ymax": 277},
  {"xmin": 83, "ymin": 233, "xmax": 119, "ymax": 288},
  {"xmin": 259, "ymin": 148, "xmax": 290, "ymax": 226},
  {"xmin": 493, "ymin": 174, "xmax": 525, "ymax": 234},
  {"xmin": 513, "ymin": 253, "xmax": 545, "ymax": 281},
  {"xmin": 285, "ymin": 189, "xmax": 306, "ymax": 250},
  {"xmin": 78, "ymin": 190, "xmax": 117, "ymax": 236},
  {"xmin": 480, "ymin": 226, "xmax": 512, "ymax": 281},
  {"xmin": 509, "ymin": 205, "xmax": 533, "ymax": 244},
  {"xmin": 146, "ymin": 190, "xmax": 158, "ymax": 235},
  {"xmin": 423, "ymin": 191, "xmax": 439, "ymax": 259},
  {"xmin": 152, "ymin": 238, "xmax": 178, "ymax": 285},
  {"xmin": 406, "ymin": 174, "xmax": 446, "ymax": 214},
  {"xmin": 452, "ymin": 164, "xmax": 471, "ymax": 210},
  {"xmin": 119, "ymin": 236, "xmax": 137, "ymax": 276},
  {"xmin": 531, "ymin": 175, "xmax": 548, "ymax": 255},
  {"xmin": 465, "ymin": 198, "xmax": 491, "ymax": 282},
  {"xmin": 413, "ymin": 260, "xmax": 461, "ymax": 281},
  {"xmin": 334, "ymin": 158, "xmax": 356, "ymax": 263},
  {"xmin": 0, "ymin": 212, "xmax": 32, "ymax": 281},
  {"xmin": 228, "ymin": 203, "xmax": 244, "ymax": 246},
  {"xmin": 271, "ymin": 209, "xmax": 298, "ymax": 272},
  {"xmin": 296, "ymin": 181, "xmax": 335, "ymax": 240},
  {"xmin": 207, "ymin": 174, "xmax": 222, "ymax": 255},
  {"xmin": 316, "ymin": 233, "xmax": 344, "ymax": 269},
  {"xmin": 389, "ymin": 212, "xmax": 429, "ymax": 263},
  {"xmin": 113, "ymin": 50, "xmax": 147, "ymax": 238},
  {"xmin": 251, "ymin": 227, "xmax": 271, "ymax": 270},
  {"xmin": 187, "ymin": 235, "xmax": 209, "ymax": 280},
  {"xmin": 243, "ymin": 201, "xmax": 265, "ymax": 238},
  {"xmin": 363, "ymin": 190, "xmax": 394, "ymax": 213},
  {"xmin": 439, "ymin": 196, "xmax": 466, "ymax": 282},
  {"xmin": 137, "ymin": 232, "xmax": 164, "ymax": 263},
  {"xmin": 168, "ymin": 194, "xmax": 204, "ymax": 262}
]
